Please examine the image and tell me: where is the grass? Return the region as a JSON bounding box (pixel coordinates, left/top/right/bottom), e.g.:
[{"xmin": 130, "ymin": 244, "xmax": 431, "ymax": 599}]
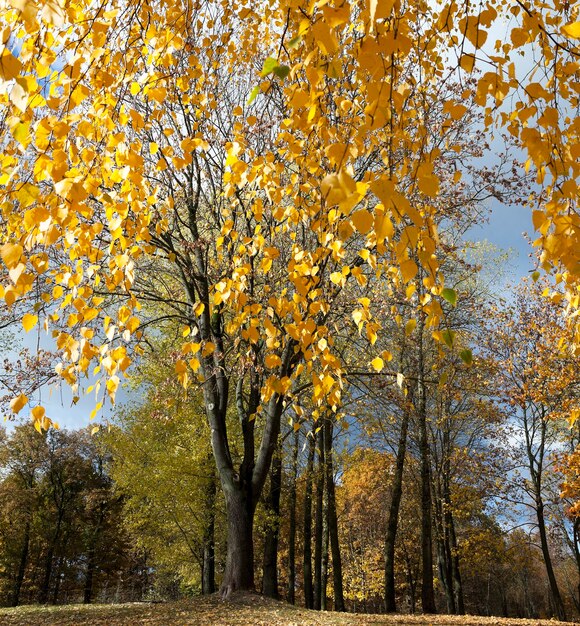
[{"xmin": 0, "ymin": 594, "xmax": 572, "ymax": 626}]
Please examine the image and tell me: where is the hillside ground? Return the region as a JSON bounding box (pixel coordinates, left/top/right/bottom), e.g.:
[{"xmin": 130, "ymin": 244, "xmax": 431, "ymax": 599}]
[{"xmin": 0, "ymin": 594, "xmax": 573, "ymax": 626}]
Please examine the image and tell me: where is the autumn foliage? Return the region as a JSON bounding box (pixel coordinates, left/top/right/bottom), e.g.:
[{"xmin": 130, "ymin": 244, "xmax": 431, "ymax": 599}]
[{"xmin": 0, "ymin": 0, "xmax": 580, "ymax": 610}]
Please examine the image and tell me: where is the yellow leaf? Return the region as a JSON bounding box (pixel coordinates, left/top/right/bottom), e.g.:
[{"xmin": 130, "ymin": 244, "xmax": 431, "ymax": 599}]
[
  {"xmin": 202, "ymin": 341, "xmax": 215, "ymax": 356},
  {"xmin": 446, "ymin": 103, "xmax": 468, "ymax": 120},
  {"xmin": 562, "ymin": 22, "xmax": 580, "ymax": 39},
  {"xmin": 351, "ymin": 209, "xmax": 373, "ymax": 235},
  {"xmin": 22, "ymin": 313, "xmax": 38, "ymax": 332},
  {"xmin": 1, "ymin": 243, "xmax": 23, "ymax": 269},
  {"xmin": 400, "ymin": 259, "xmax": 418, "ymax": 283},
  {"xmin": 265, "ymin": 353, "xmax": 282, "ymax": 368},
  {"xmin": 0, "ymin": 49, "xmax": 23, "ymax": 81},
  {"xmin": 371, "ymin": 357, "xmax": 384, "ymax": 372},
  {"xmin": 10, "ymin": 393, "xmax": 27, "ymax": 414},
  {"xmin": 459, "ymin": 54, "xmax": 476, "ymax": 72},
  {"xmin": 375, "ymin": 210, "xmax": 394, "ymax": 244},
  {"xmin": 369, "ymin": 0, "xmax": 377, "ymax": 23},
  {"xmin": 405, "ymin": 319, "xmax": 417, "ymax": 335},
  {"xmin": 31, "ymin": 405, "xmax": 46, "ymax": 423},
  {"xmin": 330, "ymin": 271, "xmax": 343, "ymax": 285}
]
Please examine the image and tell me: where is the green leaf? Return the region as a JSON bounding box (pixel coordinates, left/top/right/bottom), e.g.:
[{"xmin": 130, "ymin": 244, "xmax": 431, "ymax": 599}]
[
  {"xmin": 459, "ymin": 348, "xmax": 473, "ymax": 366},
  {"xmin": 441, "ymin": 288, "xmax": 457, "ymax": 307},
  {"xmin": 247, "ymin": 85, "xmax": 260, "ymax": 105},
  {"xmin": 287, "ymin": 35, "xmax": 302, "ymax": 49},
  {"xmin": 531, "ymin": 270, "xmax": 540, "ymax": 282},
  {"xmin": 260, "ymin": 56, "xmax": 279, "ymax": 77},
  {"xmin": 273, "ymin": 64, "xmax": 290, "ymax": 79},
  {"xmin": 442, "ymin": 329, "xmax": 455, "ymax": 348}
]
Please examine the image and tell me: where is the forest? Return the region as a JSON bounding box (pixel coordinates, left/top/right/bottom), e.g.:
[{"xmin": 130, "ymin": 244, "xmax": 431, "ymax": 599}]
[{"xmin": 0, "ymin": 0, "xmax": 579, "ymax": 622}]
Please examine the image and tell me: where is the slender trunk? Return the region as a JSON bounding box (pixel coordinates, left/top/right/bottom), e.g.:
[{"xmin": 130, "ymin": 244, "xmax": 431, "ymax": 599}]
[
  {"xmin": 418, "ymin": 318, "xmax": 436, "ymax": 614},
  {"xmin": 524, "ymin": 411, "xmax": 566, "ymax": 622},
  {"xmin": 303, "ymin": 432, "xmax": 316, "ymax": 609},
  {"xmin": 12, "ymin": 519, "xmax": 30, "ymax": 607},
  {"xmin": 407, "ymin": 561, "xmax": 416, "ymax": 614},
  {"xmin": 536, "ymin": 498, "xmax": 567, "ymax": 621},
  {"xmin": 84, "ymin": 497, "xmax": 108, "ymax": 605},
  {"xmin": 324, "ymin": 418, "xmax": 345, "ymax": 612},
  {"xmin": 435, "ymin": 470, "xmax": 454, "ymax": 613},
  {"xmin": 574, "ymin": 517, "xmax": 580, "ymax": 611},
  {"xmin": 287, "ymin": 430, "xmax": 299, "ymax": 604},
  {"xmin": 52, "ymin": 556, "xmax": 62, "ymax": 605},
  {"xmin": 39, "ymin": 546, "xmax": 55, "ymax": 604},
  {"xmin": 202, "ymin": 466, "xmax": 216, "ymax": 595},
  {"xmin": 314, "ymin": 426, "xmax": 324, "ymax": 610},
  {"xmin": 83, "ymin": 548, "xmax": 96, "ymax": 604},
  {"xmin": 448, "ymin": 508, "xmax": 464, "ymax": 614},
  {"xmin": 263, "ymin": 444, "xmax": 282, "ymax": 598},
  {"xmin": 385, "ymin": 407, "xmax": 410, "ymax": 612},
  {"xmin": 321, "ymin": 490, "xmax": 329, "ymax": 611}
]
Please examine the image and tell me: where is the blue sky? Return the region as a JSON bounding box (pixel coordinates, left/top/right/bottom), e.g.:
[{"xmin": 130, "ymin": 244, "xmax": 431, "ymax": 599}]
[{"xmin": 468, "ymin": 198, "xmax": 536, "ymax": 279}]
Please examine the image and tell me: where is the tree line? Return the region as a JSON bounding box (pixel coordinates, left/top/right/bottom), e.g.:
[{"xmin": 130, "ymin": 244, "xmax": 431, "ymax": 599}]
[{"xmin": 2, "ymin": 275, "xmax": 579, "ymax": 619}]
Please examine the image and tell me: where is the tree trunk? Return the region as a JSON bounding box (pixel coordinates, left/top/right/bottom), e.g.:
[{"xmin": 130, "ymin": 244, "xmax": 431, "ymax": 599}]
[
  {"xmin": 321, "ymin": 490, "xmax": 329, "ymax": 611},
  {"xmin": 287, "ymin": 429, "xmax": 299, "ymax": 604},
  {"xmin": 220, "ymin": 482, "xmax": 255, "ymax": 597},
  {"xmin": 39, "ymin": 546, "xmax": 55, "ymax": 604},
  {"xmin": 303, "ymin": 432, "xmax": 316, "ymax": 609},
  {"xmin": 263, "ymin": 444, "xmax": 282, "ymax": 598},
  {"xmin": 11, "ymin": 519, "xmax": 30, "ymax": 607},
  {"xmin": 385, "ymin": 406, "xmax": 410, "ymax": 612},
  {"xmin": 52, "ymin": 556, "xmax": 63, "ymax": 605},
  {"xmin": 202, "ymin": 467, "xmax": 216, "ymax": 595},
  {"xmin": 83, "ymin": 547, "xmax": 96, "ymax": 604},
  {"xmin": 434, "ymin": 471, "xmax": 454, "ymax": 614},
  {"xmin": 324, "ymin": 418, "xmax": 345, "ymax": 612},
  {"xmin": 536, "ymin": 498, "xmax": 567, "ymax": 622},
  {"xmin": 418, "ymin": 318, "xmax": 436, "ymax": 614},
  {"xmin": 314, "ymin": 426, "xmax": 325, "ymax": 610},
  {"xmin": 448, "ymin": 507, "xmax": 464, "ymax": 614}
]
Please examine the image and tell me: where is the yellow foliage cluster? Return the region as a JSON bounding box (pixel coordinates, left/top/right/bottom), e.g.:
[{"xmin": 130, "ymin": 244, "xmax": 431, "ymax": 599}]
[{"xmin": 0, "ymin": 0, "xmax": 578, "ymax": 431}]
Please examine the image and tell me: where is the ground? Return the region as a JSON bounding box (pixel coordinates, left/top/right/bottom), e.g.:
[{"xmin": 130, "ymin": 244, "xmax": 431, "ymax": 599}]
[{"xmin": 0, "ymin": 594, "xmax": 572, "ymax": 626}]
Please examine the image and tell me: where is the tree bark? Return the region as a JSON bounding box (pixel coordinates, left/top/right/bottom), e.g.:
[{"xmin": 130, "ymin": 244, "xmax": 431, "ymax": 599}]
[
  {"xmin": 202, "ymin": 466, "xmax": 216, "ymax": 595},
  {"xmin": 220, "ymin": 481, "xmax": 255, "ymax": 596},
  {"xmin": 321, "ymin": 490, "xmax": 329, "ymax": 611},
  {"xmin": 418, "ymin": 317, "xmax": 436, "ymax": 614},
  {"xmin": 83, "ymin": 546, "xmax": 97, "ymax": 604},
  {"xmin": 314, "ymin": 426, "xmax": 324, "ymax": 610},
  {"xmin": 384, "ymin": 406, "xmax": 410, "ymax": 612},
  {"xmin": 447, "ymin": 499, "xmax": 464, "ymax": 614},
  {"xmin": 287, "ymin": 429, "xmax": 299, "ymax": 604},
  {"xmin": 324, "ymin": 418, "xmax": 345, "ymax": 612},
  {"xmin": 303, "ymin": 432, "xmax": 316, "ymax": 609},
  {"xmin": 536, "ymin": 498, "xmax": 567, "ymax": 621},
  {"xmin": 524, "ymin": 409, "xmax": 566, "ymax": 622},
  {"xmin": 262, "ymin": 443, "xmax": 282, "ymax": 598}
]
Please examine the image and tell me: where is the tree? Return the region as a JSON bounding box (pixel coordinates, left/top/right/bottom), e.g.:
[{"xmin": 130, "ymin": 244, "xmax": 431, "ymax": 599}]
[
  {"xmin": 1, "ymin": 0, "xmax": 580, "ymax": 597},
  {"xmin": 487, "ymin": 279, "xmax": 579, "ymax": 622},
  {"xmin": 104, "ymin": 333, "xmax": 222, "ymax": 597},
  {"xmin": 0, "ymin": 426, "xmax": 138, "ymax": 606}
]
